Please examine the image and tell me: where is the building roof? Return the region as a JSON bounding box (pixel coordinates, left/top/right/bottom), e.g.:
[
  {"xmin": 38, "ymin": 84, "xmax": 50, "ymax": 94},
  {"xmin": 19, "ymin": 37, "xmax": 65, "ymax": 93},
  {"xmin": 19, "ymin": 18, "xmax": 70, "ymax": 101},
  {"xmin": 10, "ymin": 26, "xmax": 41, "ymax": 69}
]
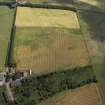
[{"xmin": 0, "ymin": 73, "xmax": 5, "ymax": 81}]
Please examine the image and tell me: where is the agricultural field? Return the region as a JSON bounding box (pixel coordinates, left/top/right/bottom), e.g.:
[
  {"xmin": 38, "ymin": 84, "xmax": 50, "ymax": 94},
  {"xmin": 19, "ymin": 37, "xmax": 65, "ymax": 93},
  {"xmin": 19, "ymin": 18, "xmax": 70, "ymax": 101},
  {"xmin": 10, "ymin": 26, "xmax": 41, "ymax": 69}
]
[
  {"xmin": 78, "ymin": 10, "xmax": 105, "ymax": 103},
  {"xmin": 0, "ymin": 6, "xmax": 15, "ymax": 71},
  {"xmin": 37, "ymin": 83, "xmax": 102, "ymax": 105},
  {"xmin": 12, "ymin": 7, "xmax": 90, "ymax": 75},
  {"xmin": 0, "ymin": 1, "xmax": 104, "ymax": 105}
]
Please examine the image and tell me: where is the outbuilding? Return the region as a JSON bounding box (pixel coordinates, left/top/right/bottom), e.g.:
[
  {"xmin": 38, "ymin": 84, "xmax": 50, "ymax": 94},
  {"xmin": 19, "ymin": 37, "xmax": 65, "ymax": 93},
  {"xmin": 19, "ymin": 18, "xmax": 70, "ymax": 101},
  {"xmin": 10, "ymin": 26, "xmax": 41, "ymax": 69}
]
[{"xmin": 0, "ymin": 72, "xmax": 6, "ymax": 86}]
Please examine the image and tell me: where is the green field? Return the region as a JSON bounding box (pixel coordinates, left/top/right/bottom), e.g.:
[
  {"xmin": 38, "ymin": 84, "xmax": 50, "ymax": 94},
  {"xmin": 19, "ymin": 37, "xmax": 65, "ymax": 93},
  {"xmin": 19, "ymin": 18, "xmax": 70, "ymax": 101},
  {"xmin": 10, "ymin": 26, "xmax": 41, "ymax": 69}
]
[
  {"xmin": 78, "ymin": 10, "xmax": 105, "ymax": 103},
  {"xmin": 12, "ymin": 7, "xmax": 90, "ymax": 75},
  {"xmin": 0, "ymin": 6, "xmax": 15, "ymax": 71}
]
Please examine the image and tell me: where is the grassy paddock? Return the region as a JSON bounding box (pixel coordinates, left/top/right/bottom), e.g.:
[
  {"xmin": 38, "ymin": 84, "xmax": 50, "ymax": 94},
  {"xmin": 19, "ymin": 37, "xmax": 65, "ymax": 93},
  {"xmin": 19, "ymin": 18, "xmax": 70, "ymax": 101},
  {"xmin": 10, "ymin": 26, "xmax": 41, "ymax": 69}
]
[
  {"xmin": 12, "ymin": 7, "xmax": 90, "ymax": 75},
  {"xmin": 0, "ymin": 6, "xmax": 15, "ymax": 70}
]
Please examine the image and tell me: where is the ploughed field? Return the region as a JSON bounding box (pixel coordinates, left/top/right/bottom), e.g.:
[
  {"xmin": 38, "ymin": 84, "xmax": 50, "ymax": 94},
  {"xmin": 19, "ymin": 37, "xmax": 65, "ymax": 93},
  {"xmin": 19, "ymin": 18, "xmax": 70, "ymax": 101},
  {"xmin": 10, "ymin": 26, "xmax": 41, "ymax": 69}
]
[
  {"xmin": 12, "ymin": 7, "xmax": 90, "ymax": 75},
  {"xmin": 0, "ymin": 6, "xmax": 15, "ymax": 70},
  {"xmin": 37, "ymin": 83, "xmax": 102, "ymax": 105}
]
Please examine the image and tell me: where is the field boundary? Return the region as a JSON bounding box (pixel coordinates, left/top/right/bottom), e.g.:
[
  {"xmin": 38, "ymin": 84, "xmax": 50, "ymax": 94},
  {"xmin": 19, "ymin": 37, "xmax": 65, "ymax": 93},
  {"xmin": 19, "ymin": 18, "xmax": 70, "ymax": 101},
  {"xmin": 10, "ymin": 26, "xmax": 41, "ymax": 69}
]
[
  {"xmin": 5, "ymin": 7, "xmax": 17, "ymax": 67},
  {"xmin": 18, "ymin": 3, "xmax": 76, "ymax": 12},
  {"xmin": 95, "ymin": 84, "xmax": 104, "ymax": 105},
  {"xmin": 76, "ymin": 10, "xmax": 93, "ymax": 74},
  {"xmin": 0, "ymin": 2, "xmax": 105, "ymax": 14}
]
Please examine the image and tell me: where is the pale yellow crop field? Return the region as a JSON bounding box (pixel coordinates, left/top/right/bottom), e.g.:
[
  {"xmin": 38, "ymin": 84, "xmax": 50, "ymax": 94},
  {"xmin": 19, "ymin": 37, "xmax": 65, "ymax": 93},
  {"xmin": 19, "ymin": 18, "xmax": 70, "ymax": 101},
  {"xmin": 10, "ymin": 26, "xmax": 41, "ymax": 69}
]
[
  {"xmin": 38, "ymin": 84, "xmax": 102, "ymax": 105},
  {"xmin": 16, "ymin": 7, "xmax": 80, "ymax": 29}
]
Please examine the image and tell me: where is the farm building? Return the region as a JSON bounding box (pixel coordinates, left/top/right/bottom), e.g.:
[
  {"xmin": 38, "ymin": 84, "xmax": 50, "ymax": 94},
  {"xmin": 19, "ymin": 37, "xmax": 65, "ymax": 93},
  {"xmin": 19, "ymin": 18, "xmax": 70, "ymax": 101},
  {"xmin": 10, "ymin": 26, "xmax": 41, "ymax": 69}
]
[{"xmin": 10, "ymin": 70, "xmax": 32, "ymax": 87}]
